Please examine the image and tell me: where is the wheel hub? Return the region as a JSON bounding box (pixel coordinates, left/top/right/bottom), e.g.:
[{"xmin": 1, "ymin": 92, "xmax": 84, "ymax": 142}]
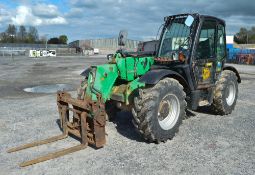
[
  {"xmin": 158, "ymin": 101, "xmax": 170, "ymax": 121},
  {"xmin": 226, "ymin": 81, "xmax": 236, "ymax": 106},
  {"xmin": 158, "ymin": 94, "xmax": 180, "ymax": 130}
]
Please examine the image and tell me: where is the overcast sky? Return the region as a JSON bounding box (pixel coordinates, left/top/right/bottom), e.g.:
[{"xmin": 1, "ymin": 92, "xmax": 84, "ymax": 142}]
[{"xmin": 0, "ymin": 0, "xmax": 254, "ymax": 42}]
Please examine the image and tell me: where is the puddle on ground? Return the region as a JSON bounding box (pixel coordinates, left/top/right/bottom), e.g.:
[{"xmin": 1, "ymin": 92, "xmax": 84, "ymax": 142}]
[{"xmin": 23, "ymin": 84, "xmax": 74, "ymax": 93}]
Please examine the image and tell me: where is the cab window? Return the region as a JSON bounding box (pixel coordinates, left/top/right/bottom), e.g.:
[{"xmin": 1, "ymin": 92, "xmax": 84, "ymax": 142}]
[
  {"xmin": 217, "ymin": 24, "xmax": 226, "ymax": 60},
  {"xmin": 196, "ymin": 20, "xmax": 216, "ymax": 59}
]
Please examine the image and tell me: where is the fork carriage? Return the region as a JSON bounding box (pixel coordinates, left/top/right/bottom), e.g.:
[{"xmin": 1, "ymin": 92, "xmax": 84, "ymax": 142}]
[{"xmin": 7, "ymin": 91, "xmax": 106, "ymax": 167}]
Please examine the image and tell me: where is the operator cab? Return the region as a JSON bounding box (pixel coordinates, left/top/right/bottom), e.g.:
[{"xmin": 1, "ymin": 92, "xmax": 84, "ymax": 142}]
[
  {"xmin": 152, "ymin": 14, "xmax": 227, "ymax": 109},
  {"xmin": 155, "ymin": 14, "xmax": 226, "ymax": 88},
  {"xmin": 157, "ymin": 14, "xmax": 195, "ymax": 62},
  {"xmin": 156, "ymin": 14, "xmax": 226, "ymax": 63}
]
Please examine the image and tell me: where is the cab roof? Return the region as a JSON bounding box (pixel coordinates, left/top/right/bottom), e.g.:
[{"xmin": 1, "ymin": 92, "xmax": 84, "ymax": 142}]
[{"xmin": 164, "ymin": 13, "xmax": 225, "ymax": 25}]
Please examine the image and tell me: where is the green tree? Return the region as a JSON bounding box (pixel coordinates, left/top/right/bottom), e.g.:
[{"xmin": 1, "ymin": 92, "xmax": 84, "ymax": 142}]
[
  {"xmin": 47, "ymin": 37, "xmax": 60, "ymax": 44},
  {"xmin": 5, "ymin": 24, "xmax": 17, "ymax": 43},
  {"xmin": 18, "ymin": 25, "xmax": 27, "ymax": 42},
  {"xmin": 0, "ymin": 32, "xmax": 8, "ymax": 43},
  {"xmin": 234, "ymin": 27, "xmax": 255, "ymax": 44},
  {"xmin": 27, "ymin": 26, "xmax": 39, "ymax": 43},
  {"xmin": 59, "ymin": 35, "xmax": 68, "ymax": 44}
]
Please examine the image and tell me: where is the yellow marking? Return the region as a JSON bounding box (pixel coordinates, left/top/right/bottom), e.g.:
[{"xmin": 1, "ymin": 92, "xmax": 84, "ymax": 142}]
[{"xmin": 202, "ymin": 67, "xmax": 211, "ymax": 80}]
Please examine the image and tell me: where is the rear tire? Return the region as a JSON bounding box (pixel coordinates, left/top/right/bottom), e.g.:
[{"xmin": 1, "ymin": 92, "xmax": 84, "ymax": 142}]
[
  {"xmin": 132, "ymin": 78, "xmax": 186, "ymax": 142},
  {"xmin": 212, "ymin": 70, "xmax": 238, "ymax": 115}
]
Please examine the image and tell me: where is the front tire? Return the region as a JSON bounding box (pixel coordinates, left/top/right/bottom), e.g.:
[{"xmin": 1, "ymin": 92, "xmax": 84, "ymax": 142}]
[
  {"xmin": 212, "ymin": 70, "xmax": 238, "ymax": 115},
  {"xmin": 132, "ymin": 78, "xmax": 186, "ymax": 142}
]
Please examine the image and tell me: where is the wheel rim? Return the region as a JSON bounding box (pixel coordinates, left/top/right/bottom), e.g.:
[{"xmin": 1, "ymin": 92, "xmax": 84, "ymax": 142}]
[
  {"xmin": 158, "ymin": 94, "xmax": 180, "ymax": 130},
  {"xmin": 226, "ymin": 81, "xmax": 236, "ymax": 106}
]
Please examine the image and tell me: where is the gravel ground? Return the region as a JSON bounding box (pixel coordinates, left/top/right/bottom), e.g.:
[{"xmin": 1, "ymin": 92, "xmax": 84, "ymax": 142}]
[{"xmin": 0, "ymin": 56, "xmax": 254, "ymax": 175}]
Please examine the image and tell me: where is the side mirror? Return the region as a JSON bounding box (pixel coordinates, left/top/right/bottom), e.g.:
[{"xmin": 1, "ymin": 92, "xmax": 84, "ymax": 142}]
[
  {"xmin": 107, "ymin": 54, "xmax": 114, "ymax": 60},
  {"xmin": 185, "ymin": 15, "xmax": 194, "ymax": 27},
  {"xmin": 118, "ymin": 30, "xmax": 128, "ymax": 46}
]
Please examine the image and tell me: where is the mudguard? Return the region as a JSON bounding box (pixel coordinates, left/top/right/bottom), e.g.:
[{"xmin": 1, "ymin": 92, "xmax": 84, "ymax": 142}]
[
  {"xmin": 139, "ymin": 69, "xmax": 191, "ymax": 90},
  {"xmin": 223, "ymin": 65, "xmax": 241, "ymax": 83}
]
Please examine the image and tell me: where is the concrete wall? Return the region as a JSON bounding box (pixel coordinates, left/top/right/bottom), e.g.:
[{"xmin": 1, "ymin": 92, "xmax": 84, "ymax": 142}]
[{"xmin": 69, "ymin": 38, "xmax": 141, "ymax": 53}]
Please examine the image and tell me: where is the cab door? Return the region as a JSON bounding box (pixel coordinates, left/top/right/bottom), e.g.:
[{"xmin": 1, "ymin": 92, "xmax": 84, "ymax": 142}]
[
  {"xmin": 216, "ymin": 23, "xmax": 226, "ymax": 73},
  {"xmin": 193, "ymin": 19, "xmax": 217, "ymax": 89}
]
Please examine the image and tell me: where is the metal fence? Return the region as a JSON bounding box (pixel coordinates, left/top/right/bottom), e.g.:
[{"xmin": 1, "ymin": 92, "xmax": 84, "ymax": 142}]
[
  {"xmin": 0, "ymin": 43, "xmax": 68, "ymax": 49},
  {"xmin": 0, "ymin": 42, "xmax": 81, "ymax": 57},
  {"xmin": 0, "ymin": 40, "xmax": 140, "ymax": 56},
  {"xmin": 0, "ymin": 47, "xmax": 78, "ymax": 57},
  {"xmin": 0, "ymin": 47, "xmax": 26, "ymax": 57}
]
